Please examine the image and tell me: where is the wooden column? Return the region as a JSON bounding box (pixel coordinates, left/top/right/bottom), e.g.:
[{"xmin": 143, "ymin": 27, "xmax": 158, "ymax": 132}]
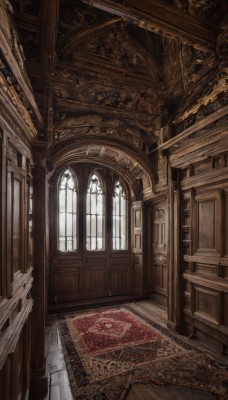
[
  {"xmin": 30, "ymin": 163, "xmax": 48, "ymax": 397},
  {"xmin": 167, "ymin": 166, "xmax": 182, "ymax": 331}
]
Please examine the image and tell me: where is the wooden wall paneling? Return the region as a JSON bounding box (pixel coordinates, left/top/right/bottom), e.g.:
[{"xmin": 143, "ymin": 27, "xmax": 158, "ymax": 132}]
[
  {"xmin": 145, "ymin": 203, "xmax": 153, "ymax": 294},
  {"xmin": 224, "ymin": 293, "xmax": 228, "ymax": 328},
  {"xmin": 48, "ymin": 182, "xmax": 57, "ymax": 305},
  {"xmin": 6, "ymin": 140, "xmax": 27, "ymax": 291},
  {"xmin": 131, "ymin": 201, "xmax": 144, "ymax": 295},
  {"xmin": 30, "ymin": 163, "xmax": 48, "ymax": 397},
  {"xmin": 193, "ymin": 285, "xmax": 222, "ymax": 324},
  {"xmin": 0, "ymin": 355, "xmax": 11, "ymax": 400},
  {"xmin": 111, "ymin": 252, "xmax": 131, "ymax": 295},
  {"xmin": 10, "ymin": 318, "xmax": 32, "ymax": 400},
  {"xmin": 11, "ymin": 332, "xmax": 23, "ymax": 400},
  {"xmin": 181, "ymin": 182, "xmax": 228, "ymax": 354},
  {"xmin": 23, "ymin": 315, "xmax": 32, "ymax": 400},
  {"xmin": 194, "ymin": 191, "xmax": 221, "ymax": 256},
  {"xmin": 0, "ymin": 122, "xmax": 34, "ymax": 399},
  {"xmin": 148, "ymin": 197, "xmax": 168, "ymax": 306},
  {"xmin": 6, "ymin": 165, "xmax": 13, "ymax": 297},
  {"xmin": 12, "ymin": 170, "xmax": 25, "ymax": 277},
  {"xmin": 167, "ymin": 167, "xmax": 182, "ymax": 331},
  {"xmin": 0, "ymin": 128, "xmax": 5, "ymax": 298},
  {"xmin": 83, "ymin": 253, "xmax": 109, "ymax": 298},
  {"xmin": 54, "ymin": 256, "xmax": 82, "ymax": 301},
  {"xmin": 24, "ymin": 161, "xmax": 33, "ymax": 273},
  {"xmin": 181, "ymin": 190, "xmax": 195, "ymax": 318},
  {"xmin": 28, "ymin": 167, "xmax": 34, "ymax": 270},
  {"xmin": 224, "ymin": 190, "xmax": 228, "ymax": 257},
  {"xmin": 0, "ymin": 267, "xmax": 33, "ymax": 361}
]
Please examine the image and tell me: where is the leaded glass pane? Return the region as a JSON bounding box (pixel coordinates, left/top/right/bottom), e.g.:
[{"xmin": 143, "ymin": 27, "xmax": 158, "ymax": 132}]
[
  {"xmin": 59, "ymin": 190, "xmax": 65, "ymax": 212},
  {"xmin": 112, "ymin": 180, "xmax": 127, "ymax": 250},
  {"xmin": 59, "ymin": 239, "xmax": 65, "ymax": 252},
  {"xmin": 97, "ymin": 237, "xmax": 102, "ymax": 250},
  {"xmin": 86, "ymin": 172, "xmax": 105, "ymax": 251},
  {"xmin": 91, "ymin": 193, "xmax": 96, "ymax": 214},
  {"xmin": 66, "ymin": 213, "xmax": 72, "ymax": 236},
  {"xmin": 91, "ymin": 215, "xmax": 96, "ymax": 237},
  {"xmin": 58, "ymin": 169, "xmax": 77, "ymax": 252},
  {"xmin": 97, "ymin": 214, "xmax": 102, "ymax": 232},
  {"xmin": 67, "ymin": 189, "xmax": 73, "ymax": 212},
  {"xmin": 97, "ymin": 193, "xmax": 103, "ymax": 214},
  {"xmin": 91, "ymin": 237, "xmax": 96, "ymax": 250},
  {"xmin": 59, "ymin": 213, "xmax": 66, "ymax": 237}
]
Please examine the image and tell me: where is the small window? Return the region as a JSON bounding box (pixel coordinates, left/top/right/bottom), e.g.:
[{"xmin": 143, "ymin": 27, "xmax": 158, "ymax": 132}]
[
  {"xmin": 58, "ymin": 169, "xmax": 77, "ymax": 251},
  {"xmin": 86, "ymin": 172, "xmax": 105, "ymax": 250},
  {"xmin": 112, "ymin": 180, "xmax": 127, "ymax": 250}
]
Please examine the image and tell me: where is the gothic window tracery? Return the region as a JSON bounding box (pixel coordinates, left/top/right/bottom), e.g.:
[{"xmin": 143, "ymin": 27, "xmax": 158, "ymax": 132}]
[{"xmin": 58, "ymin": 168, "xmax": 77, "ymax": 251}]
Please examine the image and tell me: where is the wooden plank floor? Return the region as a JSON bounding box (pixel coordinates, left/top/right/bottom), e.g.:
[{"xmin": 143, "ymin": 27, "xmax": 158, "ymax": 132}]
[
  {"xmin": 44, "ymin": 314, "xmax": 74, "ymax": 400},
  {"xmin": 34, "ymin": 300, "xmax": 226, "ymax": 400}
]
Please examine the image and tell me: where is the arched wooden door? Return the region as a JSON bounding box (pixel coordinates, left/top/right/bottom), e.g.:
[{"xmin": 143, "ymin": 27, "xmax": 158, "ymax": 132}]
[{"xmin": 48, "ymin": 163, "xmax": 132, "ymax": 304}]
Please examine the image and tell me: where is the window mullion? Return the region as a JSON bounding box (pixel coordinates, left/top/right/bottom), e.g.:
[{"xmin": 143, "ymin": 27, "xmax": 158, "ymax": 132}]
[
  {"xmin": 95, "ymin": 191, "xmax": 97, "ymax": 250},
  {"xmin": 119, "ymin": 194, "xmax": 121, "ymax": 249},
  {"xmin": 65, "ymin": 182, "xmax": 67, "ymax": 251},
  {"xmin": 89, "ymin": 190, "xmax": 92, "ymax": 250}
]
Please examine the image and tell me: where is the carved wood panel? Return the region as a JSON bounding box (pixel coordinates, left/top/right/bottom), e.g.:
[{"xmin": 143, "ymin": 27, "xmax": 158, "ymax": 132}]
[
  {"xmin": 111, "ymin": 252, "xmax": 131, "ymax": 295},
  {"xmin": 12, "ymin": 175, "xmax": 23, "ymax": 275},
  {"xmin": 0, "ymin": 128, "xmax": 33, "ymax": 400},
  {"xmin": 52, "ymin": 251, "xmax": 132, "ymax": 301},
  {"xmin": 131, "ymin": 201, "xmax": 144, "ymax": 295},
  {"xmin": 148, "ymin": 198, "xmax": 168, "ymax": 306},
  {"xmin": 194, "ymin": 192, "xmax": 221, "ymax": 256},
  {"xmin": 193, "ymin": 285, "xmax": 221, "ymax": 324},
  {"xmin": 181, "ymin": 179, "xmax": 228, "ymax": 354},
  {"xmin": 225, "ymin": 192, "xmax": 228, "ymax": 257}
]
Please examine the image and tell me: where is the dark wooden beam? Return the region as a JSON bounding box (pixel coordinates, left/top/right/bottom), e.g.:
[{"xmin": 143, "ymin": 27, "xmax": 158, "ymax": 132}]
[
  {"xmin": 55, "ymin": 97, "xmax": 156, "ymax": 122},
  {"xmin": 59, "ymin": 17, "xmax": 121, "ymax": 57},
  {"xmin": 40, "ymin": 0, "xmax": 59, "ymax": 139},
  {"xmin": 0, "ymin": 28, "xmax": 43, "ymax": 127},
  {"xmin": 81, "ymin": 0, "xmax": 216, "ymax": 49}
]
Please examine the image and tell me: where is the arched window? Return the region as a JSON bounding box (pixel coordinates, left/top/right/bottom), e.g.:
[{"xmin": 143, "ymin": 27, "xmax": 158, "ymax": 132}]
[
  {"xmin": 86, "ymin": 172, "xmax": 105, "ymax": 250},
  {"xmin": 112, "ymin": 180, "xmax": 127, "ymax": 250},
  {"xmin": 58, "ymin": 169, "xmax": 77, "ymax": 251}
]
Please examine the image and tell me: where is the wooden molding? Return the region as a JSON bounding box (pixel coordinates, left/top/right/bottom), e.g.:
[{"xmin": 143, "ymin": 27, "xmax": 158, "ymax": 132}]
[
  {"xmin": 160, "ymin": 105, "xmax": 228, "ymax": 152},
  {"xmin": 0, "ymin": 30, "xmax": 43, "ymax": 127},
  {"xmin": 81, "ymin": 0, "xmax": 216, "ymax": 48}
]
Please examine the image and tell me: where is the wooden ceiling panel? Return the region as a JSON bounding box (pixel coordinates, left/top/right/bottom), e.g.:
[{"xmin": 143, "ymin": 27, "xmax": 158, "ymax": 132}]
[{"xmin": 8, "ymin": 0, "xmax": 226, "ymax": 188}]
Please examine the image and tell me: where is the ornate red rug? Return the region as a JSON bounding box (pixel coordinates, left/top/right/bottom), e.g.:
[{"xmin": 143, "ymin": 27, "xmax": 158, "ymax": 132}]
[{"xmin": 58, "ymin": 306, "xmax": 228, "ymax": 399}]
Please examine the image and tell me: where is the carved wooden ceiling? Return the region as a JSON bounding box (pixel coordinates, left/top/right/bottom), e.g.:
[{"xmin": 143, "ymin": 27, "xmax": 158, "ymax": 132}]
[{"xmin": 8, "ymin": 0, "xmax": 228, "ymax": 195}]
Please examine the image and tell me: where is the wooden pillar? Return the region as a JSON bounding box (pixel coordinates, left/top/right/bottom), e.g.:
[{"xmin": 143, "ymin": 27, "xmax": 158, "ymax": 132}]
[
  {"xmin": 30, "ymin": 163, "xmax": 48, "ymax": 397},
  {"xmin": 167, "ymin": 166, "xmax": 182, "ymax": 331}
]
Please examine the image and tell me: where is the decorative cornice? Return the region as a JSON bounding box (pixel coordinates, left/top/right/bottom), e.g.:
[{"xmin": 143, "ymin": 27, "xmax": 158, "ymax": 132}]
[
  {"xmin": 81, "ymin": 0, "xmax": 216, "ymax": 49},
  {"xmin": 160, "ymin": 105, "xmax": 228, "ymax": 151}
]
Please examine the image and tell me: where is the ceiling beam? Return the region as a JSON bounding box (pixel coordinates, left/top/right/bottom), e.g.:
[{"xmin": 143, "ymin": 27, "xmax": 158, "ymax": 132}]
[
  {"xmin": 81, "ymin": 0, "xmax": 216, "ymax": 49},
  {"xmin": 40, "ymin": 0, "xmax": 60, "ymax": 139}
]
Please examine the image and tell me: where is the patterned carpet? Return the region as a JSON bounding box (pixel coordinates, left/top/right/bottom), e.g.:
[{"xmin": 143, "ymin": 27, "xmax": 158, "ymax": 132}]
[{"xmin": 58, "ymin": 305, "xmax": 228, "ymax": 400}]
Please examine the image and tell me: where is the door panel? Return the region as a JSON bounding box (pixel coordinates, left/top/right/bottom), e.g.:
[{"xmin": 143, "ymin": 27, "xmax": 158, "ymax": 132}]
[
  {"xmin": 149, "ymin": 199, "xmax": 168, "ymax": 306},
  {"xmin": 131, "ymin": 201, "xmax": 144, "ymax": 295}
]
